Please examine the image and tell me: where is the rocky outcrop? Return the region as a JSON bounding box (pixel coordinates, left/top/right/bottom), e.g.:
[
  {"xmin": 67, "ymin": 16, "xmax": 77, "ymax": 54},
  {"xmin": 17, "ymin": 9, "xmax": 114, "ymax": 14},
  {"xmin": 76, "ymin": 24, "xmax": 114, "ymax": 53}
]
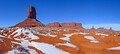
[
  {"xmin": 92, "ymin": 27, "xmax": 113, "ymax": 31},
  {"xmin": 90, "ymin": 26, "xmax": 95, "ymax": 30},
  {"xmin": 28, "ymin": 6, "xmax": 36, "ymax": 19},
  {"xmin": 61, "ymin": 22, "xmax": 83, "ymax": 28},
  {"xmin": 97, "ymin": 27, "xmax": 105, "ymax": 30},
  {"xmin": 46, "ymin": 22, "xmax": 61, "ymax": 27},
  {"xmin": 109, "ymin": 27, "xmax": 112, "ymax": 30},
  {"xmin": 46, "ymin": 22, "xmax": 83, "ymax": 29},
  {"xmin": 15, "ymin": 6, "xmax": 45, "ymax": 27}
]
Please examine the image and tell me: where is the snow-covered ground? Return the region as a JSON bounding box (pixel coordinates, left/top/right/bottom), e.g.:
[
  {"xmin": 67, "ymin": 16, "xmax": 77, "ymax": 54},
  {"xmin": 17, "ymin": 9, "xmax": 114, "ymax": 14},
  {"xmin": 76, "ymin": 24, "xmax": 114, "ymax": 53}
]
[
  {"xmin": 6, "ymin": 49, "xmax": 20, "ymax": 54},
  {"xmin": 6, "ymin": 48, "xmax": 37, "ymax": 54},
  {"xmin": 9, "ymin": 38, "xmax": 70, "ymax": 54},
  {"xmin": 84, "ymin": 36, "xmax": 100, "ymax": 43},
  {"xmin": 60, "ymin": 32, "xmax": 89, "ymax": 41},
  {"xmin": 8, "ymin": 28, "xmax": 39, "ymax": 40},
  {"xmin": 1, "ymin": 27, "xmax": 119, "ymax": 54},
  {"xmin": 56, "ymin": 42, "xmax": 77, "ymax": 48},
  {"xmin": 30, "ymin": 42, "xmax": 69, "ymax": 54},
  {"xmin": 60, "ymin": 34, "xmax": 73, "ymax": 41},
  {"xmin": 79, "ymin": 32, "xmax": 89, "ymax": 35},
  {"xmin": 107, "ymin": 46, "xmax": 120, "ymax": 50},
  {"xmin": 95, "ymin": 33, "xmax": 108, "ymax": 36},
  {"xmin": 40, "ymin": 33, "xmax": 57, "ymax": 37},
  {"xmin": 0, "ymin": 37, "xmax": 4, "ymax": 42}
]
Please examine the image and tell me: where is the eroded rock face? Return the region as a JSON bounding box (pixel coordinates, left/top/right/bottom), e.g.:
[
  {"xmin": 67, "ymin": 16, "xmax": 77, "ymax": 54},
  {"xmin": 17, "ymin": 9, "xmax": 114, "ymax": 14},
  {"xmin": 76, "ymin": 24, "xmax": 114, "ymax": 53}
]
[
  {"xmin": 15, "ymin": 6, "xmax": 45, "ymax": 27},
  {"xmin": 97, "ymin": 27, "xmax": 105, "ymax": 30},
  {"xmin": 91, "ymin": 26, "xmax": 95, "ymax": 30},
  {"xmin": 46, "ymin": 22, "xmax": 61, "ymax": 27},
  {"xmin": 61, "ymin": 22, "xmax": 83, "ymax": 28},
  {"xmin": 46, "ymin": 22, "xmax": 83, "ymax": 28},
  {"xmin": 109, "ymin": 27, "xmax": 112, "ymax": 31},
  {"xmin": 28, "ymin": 6, "xmax": 36, "ymax": 19}
]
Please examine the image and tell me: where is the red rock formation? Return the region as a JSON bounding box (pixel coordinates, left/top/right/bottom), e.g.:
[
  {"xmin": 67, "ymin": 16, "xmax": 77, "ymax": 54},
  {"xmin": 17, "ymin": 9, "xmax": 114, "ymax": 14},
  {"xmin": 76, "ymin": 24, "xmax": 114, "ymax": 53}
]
[
  {"xmin": 46, "ymin": 22, "xmax": 61, "ymax": 27},
  {"xmin": 90, "ymin": 26, "xmax": 95, "ymax": 30},
  {"xmin": 61, "ymin": 22, "xmax": 83, "ymax": 28},
  {"xmin": 15, "ymin": 6, "xmax": 45, "ymax": 27},
  {"xmin": 109, "ymin": 27, "xmax": 112, "ymax": 30},
  {"xmin": 97, "ymin": 27, "xmax": 105, "ymax": 30},
  {"xmin": 96, "ymin": 27, "xmax": 113, "ymax": 31},
  {"xmin": 28, "ymin": 6, "xmax": 36, "ymax": 19},
  {"xmin": 97, "ymin": 27, "xmax": 109, "ymax": 30},
  {"xmin": 46, "ymin": 22, "xmax": 83, "ymax": 29}
]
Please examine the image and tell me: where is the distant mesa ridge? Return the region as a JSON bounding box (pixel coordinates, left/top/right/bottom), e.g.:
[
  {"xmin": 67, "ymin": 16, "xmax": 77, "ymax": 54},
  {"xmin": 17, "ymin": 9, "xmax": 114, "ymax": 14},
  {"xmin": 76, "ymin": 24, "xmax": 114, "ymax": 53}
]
[
  {"xmin": 90, "ymin": 26, "xmax": 113, "ymax": 31},
  {"xmin": 46, "ymin": 22, "xmax": 83, "ymax": 29},
  {"xmin": 14, "ymin": 6, "xmax": 83, "ymax": 29}
]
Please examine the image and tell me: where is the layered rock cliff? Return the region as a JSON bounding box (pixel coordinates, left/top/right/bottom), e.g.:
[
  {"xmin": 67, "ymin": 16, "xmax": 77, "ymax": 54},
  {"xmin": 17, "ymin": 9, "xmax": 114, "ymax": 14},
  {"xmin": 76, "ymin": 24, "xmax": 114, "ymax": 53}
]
[{"xmin": 46, "ymin": 22, "xmax": 83, "ymax": 29}]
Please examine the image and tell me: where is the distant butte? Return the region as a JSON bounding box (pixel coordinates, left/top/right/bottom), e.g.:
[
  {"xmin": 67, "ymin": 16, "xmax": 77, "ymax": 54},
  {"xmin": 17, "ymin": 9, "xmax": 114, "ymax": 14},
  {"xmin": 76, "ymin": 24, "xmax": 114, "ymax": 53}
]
[
  {"xmin": 90, "ymin": 26, "xmax": 95, "ymax": 30},
  {"xmin": 15, "ymin": 6, "xmax": 45, "ymax": 27},
  {"xmin": 46, "ymin": 22, "xmax": 83, "ymax": 29}
]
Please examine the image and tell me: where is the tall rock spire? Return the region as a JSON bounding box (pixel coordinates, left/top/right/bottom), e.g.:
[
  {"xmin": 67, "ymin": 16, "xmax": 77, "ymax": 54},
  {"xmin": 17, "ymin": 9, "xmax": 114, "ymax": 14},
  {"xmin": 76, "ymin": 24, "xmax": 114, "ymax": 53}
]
[
  {"xmin": 28, "ymin": 6, "xmax": 31, "ymax": 18},
  {"xmin": 15, "ymin": 6, "xmax": 45, "ymax": 27},
  {"xmin": 109, "ymin": 27, "xmax": 112, "ymax": 31},
  {"xmin": 28, "ymin": 6, "xmax": 36, "ymax": 19}
]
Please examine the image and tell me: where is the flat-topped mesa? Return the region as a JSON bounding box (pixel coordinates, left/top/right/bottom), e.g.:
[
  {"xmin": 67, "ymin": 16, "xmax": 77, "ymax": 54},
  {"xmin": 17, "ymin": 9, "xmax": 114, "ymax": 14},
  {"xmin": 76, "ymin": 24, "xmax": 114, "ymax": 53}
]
[
  {"xmin": 97, "ymin": 27, "xmax": 105, "ymax": 30},
  {"xmin": 46, "ymin": 22, "xmax": 62, "ymax": 27},
  {"xmin": 46, "ymin": 22, "xmax": 84, "ymax": 29},
  {"xmin": 61, "ymin": 22, "xmax": 83, "ymax": 28},
  {"xmin": 14, "ymin": 6, "xmax": 45, "ymax": 27}
]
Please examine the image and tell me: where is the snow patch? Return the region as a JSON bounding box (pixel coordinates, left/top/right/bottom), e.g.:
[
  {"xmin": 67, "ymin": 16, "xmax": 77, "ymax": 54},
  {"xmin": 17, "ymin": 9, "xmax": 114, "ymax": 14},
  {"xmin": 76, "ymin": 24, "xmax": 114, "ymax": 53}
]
[
  {"xmin": 6, "ymin": 49, "xmax": 20, "ymax": 54},
  {"xmin": 29, "ymin": 42, "xmax": 69, "ymax": 54},
  {"xmin": 11, "ymin": 28, "xmax": 22, "ymax": 37},
  {"xmin": 10, "ymin": 39, "xmax": 38, "ymax": 54},
  {"xmin": 21, "ymin": 40, "xmax": 29, "ymax": 48},
  {"xmin": 0, "ymin": 35, "xmax": 5, "ymax": 37},
  {"xmin": 12, "ymin": 41, "xmax": 21, "ymax": 45},
  {"xmin": 79, "ymin": 32, "xmax": 89, "ymax": 35},
  {"xmin": 95, "ymin": 33, "xmax": 108, "ymax": 36},
  {"xmin": 107, "ymin": 46, "xmax": 120, "ymax": 50},
  {"xmin": 60, "ymin": 34, "xmax": 73, "ymax": 41},
  {"xmin": 29, "ymin": 49, "xmax": 38, "ymax": 54},
  {"xmin": 56, "ymin": 42, "xmax": 77, "ymax": 48},
  {"xmin": 0, "ymin": 37, "xmax": 4, "ymax": 42},
  {"xmin": 40, "ymin": 33, "xmax": 57, "ymax": 37},
  {"xmin": 84, "ymin": 36, "xmax": 100, "ymax": 43},
  {"xmin": 9, "ymin": 28, "xmax": 39, "ymax": 40}
]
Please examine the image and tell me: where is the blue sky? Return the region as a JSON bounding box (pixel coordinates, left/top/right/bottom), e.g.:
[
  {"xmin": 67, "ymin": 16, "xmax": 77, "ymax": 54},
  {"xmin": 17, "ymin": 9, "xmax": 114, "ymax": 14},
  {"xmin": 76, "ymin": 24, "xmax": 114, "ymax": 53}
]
[{"xmin": 0, "ymin": 0, "xmax": 120, "ymax": 30}]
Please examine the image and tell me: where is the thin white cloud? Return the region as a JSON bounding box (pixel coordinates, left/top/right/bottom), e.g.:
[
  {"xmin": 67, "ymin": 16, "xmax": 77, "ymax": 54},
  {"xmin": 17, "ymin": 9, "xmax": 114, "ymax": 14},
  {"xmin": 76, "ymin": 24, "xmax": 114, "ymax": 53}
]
[{"xmin": 83, "ymin": 24, "xmax": 120, "ymax": 31}]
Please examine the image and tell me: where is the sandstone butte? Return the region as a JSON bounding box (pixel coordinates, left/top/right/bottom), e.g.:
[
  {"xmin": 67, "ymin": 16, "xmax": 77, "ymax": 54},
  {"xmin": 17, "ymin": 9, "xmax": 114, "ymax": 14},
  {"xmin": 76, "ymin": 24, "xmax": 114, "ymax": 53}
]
[
  {"xmin": 15, "ymin": 6, "xmax": 45, "ymax": 27},
  {"xmin": 90, "ymin": 26, "xmax": 95, "ymax": 30},
  {"xmin": 46, "ymin": 22, "xmax": 83, "ymax": 29}
]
